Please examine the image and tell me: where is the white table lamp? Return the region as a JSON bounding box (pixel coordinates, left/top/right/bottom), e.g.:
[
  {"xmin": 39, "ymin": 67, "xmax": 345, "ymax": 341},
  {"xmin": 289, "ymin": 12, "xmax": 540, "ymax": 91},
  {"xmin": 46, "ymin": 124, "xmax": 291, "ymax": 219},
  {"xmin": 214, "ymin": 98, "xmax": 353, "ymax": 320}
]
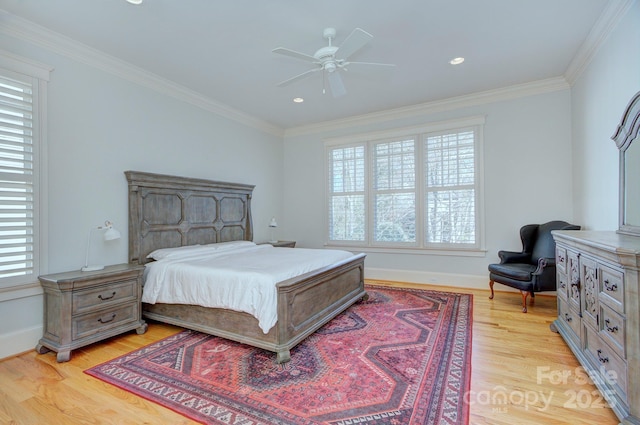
[{"xmin": 82, "ymin": 220, "xmax": 121, "ymax": 272}]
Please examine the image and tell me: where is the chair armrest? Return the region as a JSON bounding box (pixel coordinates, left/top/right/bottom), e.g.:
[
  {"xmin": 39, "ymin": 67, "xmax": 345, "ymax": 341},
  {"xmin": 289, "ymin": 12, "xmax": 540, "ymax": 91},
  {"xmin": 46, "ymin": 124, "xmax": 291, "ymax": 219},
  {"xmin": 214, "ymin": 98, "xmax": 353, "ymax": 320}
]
[
  {"xmin": 498, "ymin": 250, "xmax": 531, "ymax": 264},
  {"xmin": 533, "ymin": 257, "xmax": 556, "ymax": 275}
]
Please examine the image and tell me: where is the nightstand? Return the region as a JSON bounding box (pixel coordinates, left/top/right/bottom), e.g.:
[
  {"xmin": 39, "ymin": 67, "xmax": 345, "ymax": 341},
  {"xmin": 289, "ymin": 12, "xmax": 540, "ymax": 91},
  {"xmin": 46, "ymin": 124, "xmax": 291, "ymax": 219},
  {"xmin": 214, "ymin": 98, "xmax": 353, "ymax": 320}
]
[
  {"xmin": 36, "ymin": 263, "xmax": 147, "ymax": 362},
  {"xmin": 262, "ymin": 240, "xmax": 296, "ymax": 248}
]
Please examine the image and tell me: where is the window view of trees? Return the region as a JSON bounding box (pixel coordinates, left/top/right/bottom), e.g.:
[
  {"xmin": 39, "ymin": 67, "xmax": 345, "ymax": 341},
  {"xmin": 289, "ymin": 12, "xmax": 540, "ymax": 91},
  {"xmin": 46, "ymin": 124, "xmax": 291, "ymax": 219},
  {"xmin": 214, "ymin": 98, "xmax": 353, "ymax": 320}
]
[{"xmin": 327, "ymin": 124, "xmax": 480, "ymax": 250}]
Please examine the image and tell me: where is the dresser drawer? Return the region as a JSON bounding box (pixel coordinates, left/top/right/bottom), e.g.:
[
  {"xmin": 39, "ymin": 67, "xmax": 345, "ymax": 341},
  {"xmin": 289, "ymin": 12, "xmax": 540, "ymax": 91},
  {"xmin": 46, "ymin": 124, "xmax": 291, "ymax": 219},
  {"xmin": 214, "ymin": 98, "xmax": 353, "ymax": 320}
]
[
  {"xmin": 599, "ymin": 303, "xmax": 626, "ymax": 358},
  {"xmin": 599, "ymin": 264, "xmax": 624, "ymax": 314},
  {"xmin": 584, "ymin": 324, "xmax": 627, "ymax": 401},
  {"xmin": 72, "ymin": 279, "xmax": 137, "ymax": 315},
  {"xmin": 557, "ymin": 297, "xmax": 581, "ymax": 344},
  {"xmin": 557, "ymin": 271, "xmax": 568, "ymax": 301},
  {"xmin": 72, "ymin": 302, "xmax": 138, "ymax": 340},
  {"xmin": 556, "ymin": 246, "xmax": 567, "ymax": 274}
]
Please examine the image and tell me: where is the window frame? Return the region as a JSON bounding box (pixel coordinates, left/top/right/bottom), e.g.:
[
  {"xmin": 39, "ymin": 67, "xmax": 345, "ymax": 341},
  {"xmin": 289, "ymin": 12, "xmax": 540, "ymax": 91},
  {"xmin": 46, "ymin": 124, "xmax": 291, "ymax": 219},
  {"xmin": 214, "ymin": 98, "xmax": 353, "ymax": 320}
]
[
  {"xmin": 0, "ymin": 51, "xmax": 51, "ymax": 296},
  {"xmin": 324, "ymin": 116, "xmax": 485, "ymax": 255}
]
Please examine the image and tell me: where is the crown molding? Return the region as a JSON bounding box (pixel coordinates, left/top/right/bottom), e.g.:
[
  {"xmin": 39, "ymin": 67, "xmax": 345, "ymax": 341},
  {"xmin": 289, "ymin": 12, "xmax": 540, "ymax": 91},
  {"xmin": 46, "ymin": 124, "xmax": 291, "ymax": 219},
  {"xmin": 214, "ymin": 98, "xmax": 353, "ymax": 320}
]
[
  {"xmin": 0, "ymin": 10, "xmax": 284, "ymax": 138},
  {"xmin": 564, "ymin": 0, "xmax": 636, "ymax": 85},
  {"xmin": 284, "ymin": 77, "xmax": 570, "ymax": 138}
]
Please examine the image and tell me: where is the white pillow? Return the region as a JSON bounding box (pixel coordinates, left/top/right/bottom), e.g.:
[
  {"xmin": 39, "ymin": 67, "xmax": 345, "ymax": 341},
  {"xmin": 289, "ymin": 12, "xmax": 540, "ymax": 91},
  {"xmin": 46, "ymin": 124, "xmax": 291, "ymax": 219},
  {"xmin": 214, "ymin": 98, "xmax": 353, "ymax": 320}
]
[
  {"xmin": 205, "ymin": 240, "xmax": 255, "ymax": 251},
  {"xmin": 147, "ymin": 240, "xmax": 255, "ymax": 260},
  {"xmin": 146, "ymin": 244, "xmax": 203, "ymax": 260}
]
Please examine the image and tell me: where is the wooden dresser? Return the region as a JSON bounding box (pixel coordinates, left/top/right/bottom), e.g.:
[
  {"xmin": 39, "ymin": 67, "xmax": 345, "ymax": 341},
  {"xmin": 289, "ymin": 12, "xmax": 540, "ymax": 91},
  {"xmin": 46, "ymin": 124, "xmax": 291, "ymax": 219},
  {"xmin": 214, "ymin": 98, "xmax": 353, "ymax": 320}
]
[
  {"xmin": 36, "ymin": 263, "xmax": 147, "ymax": 362},
  {"xmin": 552, "ymin": 230, "xmax": 640, "ymax": 424}
]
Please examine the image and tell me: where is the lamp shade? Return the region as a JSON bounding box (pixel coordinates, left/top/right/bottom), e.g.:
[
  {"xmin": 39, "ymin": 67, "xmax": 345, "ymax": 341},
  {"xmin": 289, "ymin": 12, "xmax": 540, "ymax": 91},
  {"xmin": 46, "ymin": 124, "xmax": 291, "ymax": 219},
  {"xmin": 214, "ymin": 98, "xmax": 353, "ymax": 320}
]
[{"xmin": 103, "ymin": 221, "xmax": 121, "ymax": 241}]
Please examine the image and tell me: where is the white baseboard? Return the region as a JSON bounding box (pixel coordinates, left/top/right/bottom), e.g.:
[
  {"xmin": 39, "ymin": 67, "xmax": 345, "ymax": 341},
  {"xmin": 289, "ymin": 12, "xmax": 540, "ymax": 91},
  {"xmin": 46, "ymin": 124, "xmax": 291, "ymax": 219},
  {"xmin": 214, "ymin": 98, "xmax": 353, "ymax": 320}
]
[
  {"xmin": 0, "ymin": 324, "xmax": 42, "ymax": 361},
  {"xmin": 364, "ymin": 267, "xmax": 519, "ymax": 292}
]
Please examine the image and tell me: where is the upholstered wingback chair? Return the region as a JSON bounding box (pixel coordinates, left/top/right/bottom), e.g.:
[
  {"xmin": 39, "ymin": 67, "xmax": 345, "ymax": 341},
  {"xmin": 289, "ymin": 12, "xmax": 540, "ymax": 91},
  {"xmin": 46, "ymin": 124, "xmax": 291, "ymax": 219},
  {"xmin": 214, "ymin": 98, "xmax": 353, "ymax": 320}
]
[{"xmin": 488, "ymin": 220, "xmax": 580, "ymax": 312}]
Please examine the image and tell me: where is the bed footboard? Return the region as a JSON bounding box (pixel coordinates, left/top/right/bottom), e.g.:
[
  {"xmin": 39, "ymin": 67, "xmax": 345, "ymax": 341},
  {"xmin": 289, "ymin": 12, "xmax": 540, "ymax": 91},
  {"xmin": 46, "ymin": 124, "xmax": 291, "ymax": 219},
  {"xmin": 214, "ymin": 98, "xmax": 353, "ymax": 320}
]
[{"xmin": 142, "ymin": 253, "xmax": 366, "ymax": 363}]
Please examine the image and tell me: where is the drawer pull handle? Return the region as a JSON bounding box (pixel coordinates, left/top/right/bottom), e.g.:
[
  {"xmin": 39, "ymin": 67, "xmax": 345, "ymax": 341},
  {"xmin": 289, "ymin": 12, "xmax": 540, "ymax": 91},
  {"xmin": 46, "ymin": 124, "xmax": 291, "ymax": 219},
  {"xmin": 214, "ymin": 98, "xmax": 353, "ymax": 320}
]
[
  {"xmin": 98, "ymin": 313, "xmax": 116, "ymax": 324},
  {"xmin": 603, "ymin": 280, "xmax": 618, "ymax": 292},
  {"xmin": 605, "ymin": 319, "xmax": 619, "ymax": 333},
  {"xmin": 596, "ymin": 349, "xmax": 609, "ymax": 364},
  {"xmin": 98, "ymin": 291, "xmax": 117, "ymax": 301},
  {"xmin": 564, "ymin": 313, "xmax": 572, "ymax": 322}
]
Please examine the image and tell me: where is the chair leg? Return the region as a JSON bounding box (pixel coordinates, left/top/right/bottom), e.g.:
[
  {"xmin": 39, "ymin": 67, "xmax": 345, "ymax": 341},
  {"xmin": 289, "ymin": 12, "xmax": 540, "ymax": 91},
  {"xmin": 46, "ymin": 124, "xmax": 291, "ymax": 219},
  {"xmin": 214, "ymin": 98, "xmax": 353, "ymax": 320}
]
[
  {"xmin": 489, "ymin": 280, "xmax": 495, "ymax": 299},
  {"xmin": 520, "ymin": 290, "xmax": 531, "ymax": 313}
]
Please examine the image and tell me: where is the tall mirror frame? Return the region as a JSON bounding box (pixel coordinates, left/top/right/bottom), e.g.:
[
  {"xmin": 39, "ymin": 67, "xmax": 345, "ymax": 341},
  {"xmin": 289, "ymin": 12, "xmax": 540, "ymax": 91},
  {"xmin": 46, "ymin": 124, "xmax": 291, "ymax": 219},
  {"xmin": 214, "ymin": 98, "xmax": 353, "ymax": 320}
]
[{"xmin": 612, "ymin": 90, "xmax": 640, "ymax": 237}]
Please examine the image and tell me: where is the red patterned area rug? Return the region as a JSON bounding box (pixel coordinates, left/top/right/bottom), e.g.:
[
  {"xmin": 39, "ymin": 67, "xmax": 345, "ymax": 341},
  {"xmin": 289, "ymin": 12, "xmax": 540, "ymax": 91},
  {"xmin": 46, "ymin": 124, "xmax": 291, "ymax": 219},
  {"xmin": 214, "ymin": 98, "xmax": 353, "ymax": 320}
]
[{"xmin": 85, "ymin": 286, "xmax": 473, "ymax": 425}]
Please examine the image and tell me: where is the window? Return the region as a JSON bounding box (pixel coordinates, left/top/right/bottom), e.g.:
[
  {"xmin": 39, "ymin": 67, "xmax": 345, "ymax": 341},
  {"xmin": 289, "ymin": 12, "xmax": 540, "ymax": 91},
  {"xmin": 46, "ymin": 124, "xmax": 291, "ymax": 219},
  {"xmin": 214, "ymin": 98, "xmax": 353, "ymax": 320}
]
[
  {"xmin": 424, "ymin": 130, "xmax": 477, "ymax": 245},
  {"xmin": 328, "ymin": 145, "xmax": 365, "ymax": 241},
  {"xmin": 0, "ymin": 53, "xmax": 50, "ymax": 291},
  {"xmin": 373, "ymin": 138, "xmax": 416, "ymax": 243},
  {"xmin": 326, "ymin": 117, "xmax": 484, "ymax": 252}
]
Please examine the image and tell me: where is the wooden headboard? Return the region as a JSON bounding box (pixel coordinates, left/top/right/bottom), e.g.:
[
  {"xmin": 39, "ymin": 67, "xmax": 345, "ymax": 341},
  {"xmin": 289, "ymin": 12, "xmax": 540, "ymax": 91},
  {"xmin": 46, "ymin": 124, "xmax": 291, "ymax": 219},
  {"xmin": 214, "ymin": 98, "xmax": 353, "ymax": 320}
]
[{"xmin": 125, "ymin": 171, "xmax": 254, "ymax": 264}]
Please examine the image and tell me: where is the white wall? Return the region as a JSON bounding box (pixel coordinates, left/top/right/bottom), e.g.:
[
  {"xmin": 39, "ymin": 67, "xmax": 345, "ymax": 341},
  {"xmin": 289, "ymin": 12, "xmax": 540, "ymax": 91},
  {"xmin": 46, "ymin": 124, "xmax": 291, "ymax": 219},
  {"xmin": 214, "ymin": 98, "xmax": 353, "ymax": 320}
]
[
  {"xmin": 571, "ymin": 1, "xmax": 640, "ymax": 231},
  {"xmin": 282, "ymin": 88, "xmax": 575, "ymax": 287},
  {"xmin": 0, "ymin": 27, "xmax": 284, "ymax": 359}
]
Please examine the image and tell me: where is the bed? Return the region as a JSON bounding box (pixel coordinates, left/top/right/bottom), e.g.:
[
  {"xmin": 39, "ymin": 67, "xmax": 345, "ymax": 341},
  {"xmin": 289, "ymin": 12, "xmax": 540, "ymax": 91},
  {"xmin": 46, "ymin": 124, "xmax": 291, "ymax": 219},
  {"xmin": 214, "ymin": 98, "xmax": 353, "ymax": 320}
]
[{"xmin": 125, "ymin": 171, "xmax": 367, "ymax": 363}]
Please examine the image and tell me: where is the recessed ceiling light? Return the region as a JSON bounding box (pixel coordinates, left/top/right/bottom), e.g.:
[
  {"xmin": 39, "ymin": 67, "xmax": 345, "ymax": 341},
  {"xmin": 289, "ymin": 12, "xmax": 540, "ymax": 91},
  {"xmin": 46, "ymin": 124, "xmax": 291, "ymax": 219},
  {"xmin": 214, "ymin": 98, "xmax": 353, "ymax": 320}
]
[
  {"xmin": 293, "ymin": 97, "xmax": 304, "ymax": 103},
  {"xmin": 126, "ymin": 0, "xmax": 143, "ymax": 4},
  {"xmin": 450, "ymin": 57, "xmax": 465, "ymax": 65}
]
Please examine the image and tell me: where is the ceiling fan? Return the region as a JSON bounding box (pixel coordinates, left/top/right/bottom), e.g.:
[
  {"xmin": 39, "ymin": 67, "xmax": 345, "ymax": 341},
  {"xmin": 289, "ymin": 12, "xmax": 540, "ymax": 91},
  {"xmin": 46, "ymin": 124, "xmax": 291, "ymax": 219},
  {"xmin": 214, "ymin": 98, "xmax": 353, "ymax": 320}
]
[{"xmin": 272, "ymin": 27, "xmax": 395, "ymax": 97}]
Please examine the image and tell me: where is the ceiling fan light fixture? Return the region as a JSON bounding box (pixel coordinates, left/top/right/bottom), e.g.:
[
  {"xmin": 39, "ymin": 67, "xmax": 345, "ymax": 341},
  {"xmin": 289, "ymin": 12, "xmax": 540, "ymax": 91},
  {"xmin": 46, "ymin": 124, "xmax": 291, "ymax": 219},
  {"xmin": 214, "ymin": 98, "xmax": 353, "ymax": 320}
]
[
  {"xmin": 324, "ymin": 62, "xmax": 337, "ymax": 73},
  {"xmin": 450, "ymin": 57, "xmax": 465, "ymax": 65}
]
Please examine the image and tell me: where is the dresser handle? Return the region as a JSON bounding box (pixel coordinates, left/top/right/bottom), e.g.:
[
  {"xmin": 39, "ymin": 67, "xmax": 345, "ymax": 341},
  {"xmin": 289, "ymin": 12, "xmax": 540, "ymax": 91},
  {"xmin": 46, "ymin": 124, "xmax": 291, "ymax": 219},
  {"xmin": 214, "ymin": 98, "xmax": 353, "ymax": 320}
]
[
  {"xmin": 98, "ymin": 291, "xmax": 117, "ymax": 301},
  {"xmin": 564, "ymin": 313, "xmax": 572, "ymax": 322},
  {"xmin": 596, "ymin": 349, "xmax": 609, "ymax": 364},
  {"xmin": 605, "ymin": 319, "xmax": 619, "ymax": 333},
  {"xmin": 603, "ymin": 280, "xmax": 617, "ymax": 292},
  {"xmin": 98, "ymin": 313, "xmax": 116, "ymax": 324}
]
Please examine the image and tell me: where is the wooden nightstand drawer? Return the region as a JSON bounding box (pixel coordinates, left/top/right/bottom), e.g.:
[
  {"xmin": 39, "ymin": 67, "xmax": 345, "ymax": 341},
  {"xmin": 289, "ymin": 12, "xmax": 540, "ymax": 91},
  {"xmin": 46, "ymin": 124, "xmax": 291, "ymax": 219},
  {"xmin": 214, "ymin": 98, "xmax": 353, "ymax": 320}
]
[
  {"xmin": 72, "ymin": 279, "xmax": 137, "ymax": 314},
  {"xmin": 72, "ymin": 302, "xmax": 139, "ymax": 340}
]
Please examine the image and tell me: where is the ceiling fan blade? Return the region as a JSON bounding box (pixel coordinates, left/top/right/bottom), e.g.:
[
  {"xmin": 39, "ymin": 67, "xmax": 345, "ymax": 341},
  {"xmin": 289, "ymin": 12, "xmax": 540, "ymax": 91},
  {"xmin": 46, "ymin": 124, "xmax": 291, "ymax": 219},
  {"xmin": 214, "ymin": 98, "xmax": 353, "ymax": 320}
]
[
  {"xmin": 272, "ymin": 47, "xmax": 317, "ymax": 63},
  {"xmin": 343, "ymin": 61, "xmax": 396, "ymax": 68},
  {"xmin": 335, "ymin": 28, "xmax": 373, "ymax": 60},
  {"xmin": 277, "ymin": 68, "xmax": 319, "ymax": 87},
  {"xmin": 327, "ymin": 71, "xmax": 346, "ymax": 98}
]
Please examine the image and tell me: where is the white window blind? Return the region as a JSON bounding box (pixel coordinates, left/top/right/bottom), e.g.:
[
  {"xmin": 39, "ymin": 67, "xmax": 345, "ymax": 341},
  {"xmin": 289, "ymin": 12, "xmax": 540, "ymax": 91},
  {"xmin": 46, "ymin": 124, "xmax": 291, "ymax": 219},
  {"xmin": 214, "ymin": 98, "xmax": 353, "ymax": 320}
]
[{"xmin": 0, "ymin": 72, "xmax": 35, "ymax": 284}]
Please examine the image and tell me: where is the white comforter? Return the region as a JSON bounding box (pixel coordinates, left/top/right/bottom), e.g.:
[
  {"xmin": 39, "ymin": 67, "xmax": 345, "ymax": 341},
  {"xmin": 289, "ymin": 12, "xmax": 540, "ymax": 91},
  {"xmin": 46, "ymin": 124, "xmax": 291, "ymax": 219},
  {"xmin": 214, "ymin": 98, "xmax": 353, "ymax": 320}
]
[{"xmin": 142, "ymin": 242, "xmax": 355, "ymax": 333}]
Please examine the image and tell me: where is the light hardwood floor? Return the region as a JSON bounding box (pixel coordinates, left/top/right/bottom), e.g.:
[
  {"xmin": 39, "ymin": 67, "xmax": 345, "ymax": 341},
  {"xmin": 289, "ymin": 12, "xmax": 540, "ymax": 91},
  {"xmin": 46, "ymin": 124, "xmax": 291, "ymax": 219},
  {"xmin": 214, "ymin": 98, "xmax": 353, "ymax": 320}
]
[{"xmin": 0, "ymin": 282, "xmax": 620, "ymax": 425}]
